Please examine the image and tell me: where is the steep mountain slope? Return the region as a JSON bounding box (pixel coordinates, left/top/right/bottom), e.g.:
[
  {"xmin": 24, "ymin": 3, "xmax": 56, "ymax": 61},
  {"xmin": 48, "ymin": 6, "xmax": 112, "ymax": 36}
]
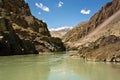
[
  {"xmin": 0, "ymin": 0, "xmax": 65, "ymax": 55},
  {"xmin": 75, "ymin": 9, "xmax": 120, "ymax": 47},
  {"xmin": 66, "ymin": 0, "xmax": 120, "ymax": 62},
  {"xmin": 77, "ymin": 9, "xmax": 120, "ymax": 62},
  {"xmin": 0, "ymin": 18, "xmax": 37, "ymax": 55},
  {"xmin": 0, "ymin": 0, "xmax": 50, "ymax": 36},
  {"xmin": 78, "ymin": 35, "xmax": 120, "ymax": 62},
  {"xmin": 63, "ymin": 0, "xmax": 120, "ymax": 43}
]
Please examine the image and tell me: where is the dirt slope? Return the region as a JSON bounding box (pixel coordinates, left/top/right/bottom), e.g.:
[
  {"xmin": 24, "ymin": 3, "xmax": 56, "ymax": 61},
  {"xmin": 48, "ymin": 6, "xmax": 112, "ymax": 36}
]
[
  {"xmin": 63, "ymin": 0, "xmax": 120, "ymax": 50},
  {"xmin": 75, "ymin": 10, "xmax": 120, "ymax": 47}
]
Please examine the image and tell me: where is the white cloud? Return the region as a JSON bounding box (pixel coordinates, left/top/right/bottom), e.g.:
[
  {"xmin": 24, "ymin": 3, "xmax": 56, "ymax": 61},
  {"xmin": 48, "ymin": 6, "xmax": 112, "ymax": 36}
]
[
  {"xmin": 35, "ymin": 3, "xmax": 50, "ymax": 12},
  {"xmin": 80, "ymin": 9, "xmax": 91, "ymax": 14},
  {"xmin": 38, "ymin": 12, "xmax": 41, "ymax": 15},
  {"xmin": 58, "ymin": 1, "xmax": 64, "ymax": 7}
]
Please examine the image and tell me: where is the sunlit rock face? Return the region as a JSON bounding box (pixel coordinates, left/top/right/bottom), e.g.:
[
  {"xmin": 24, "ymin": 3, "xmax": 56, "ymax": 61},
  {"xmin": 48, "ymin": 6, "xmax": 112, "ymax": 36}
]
[
  {"xmin": 63, "ymin": 0, "xmax": 120, "ymax": 42},
  {"xmin": 78, "ymin": 35, "xmax": 120, "ymax": 62},
  {"xmin": 0, "ymin": 0, "xmax": 50, "ymax": 35},
  {"xmin": 0, "ymin": 18, "xmax": 38, "ymax": 55},
  {"xmin": 63, "ymin": 0, "xmax": 120, "ymax": 50},
  {"xmin": 0, "ymin": 0, "xmax": 66, "ymax": 55}
]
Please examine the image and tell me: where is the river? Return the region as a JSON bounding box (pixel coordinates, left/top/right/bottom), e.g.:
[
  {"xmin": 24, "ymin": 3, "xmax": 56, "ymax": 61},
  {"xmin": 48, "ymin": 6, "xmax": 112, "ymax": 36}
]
[{"xmin": 0, "ymin": 52, "xmax": 120, "ymax": 80}]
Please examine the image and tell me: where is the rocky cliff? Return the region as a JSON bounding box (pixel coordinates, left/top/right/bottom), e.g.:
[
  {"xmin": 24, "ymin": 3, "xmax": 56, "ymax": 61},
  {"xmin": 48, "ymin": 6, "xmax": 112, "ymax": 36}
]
[
  {"xmin": 78, "ymin": 35, "xmax": 120, "ymax": 62},
  {"xmin": 0, "ymin": 0, "xmax": 65, "ymax": 55},
  {"xmin": 64, "ymin": 0, "xmax": 120, "ymax": 62},
  {"xmin": 63, "ymin": 0, "xmax": 120, "ymax": 43},
  {"xmin": 0, "ymin": 18, "xmax": 37, "ymax": 55},
  {"xmin": 0, "ymin": 0, "xmax": 50, "ymax": 35}
]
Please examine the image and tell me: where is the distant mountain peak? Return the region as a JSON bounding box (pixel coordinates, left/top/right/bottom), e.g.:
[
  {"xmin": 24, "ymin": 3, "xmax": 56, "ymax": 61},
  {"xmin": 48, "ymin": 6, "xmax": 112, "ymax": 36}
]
[
  {"xmin": 50, "ymin": 26, "xmax": 73, "ymax": 38},
  {"xmin": 49, "ymin": 26, "xmax": 73, "ymax": 32}
]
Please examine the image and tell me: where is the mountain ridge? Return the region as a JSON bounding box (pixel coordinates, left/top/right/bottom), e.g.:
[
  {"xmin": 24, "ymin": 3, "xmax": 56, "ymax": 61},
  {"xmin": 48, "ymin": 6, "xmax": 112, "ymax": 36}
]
[
  {"xmin": 50, "ymin": 26, "xmax": 73, "ymax": 38},
  {"xmin": 64, "ymin": 0, "xmax": 120, "ymax": 62},
  {"xmin": 63, "ymin": 0, "xmax": 120, "ymax": 43},
  {"xmin": 0, "ymin": 0, "xmax": 65, "ymax": 55}
]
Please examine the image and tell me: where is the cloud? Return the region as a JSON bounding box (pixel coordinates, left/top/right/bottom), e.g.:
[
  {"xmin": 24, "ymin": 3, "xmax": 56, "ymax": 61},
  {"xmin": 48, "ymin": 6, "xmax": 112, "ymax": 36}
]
[
  {"xmin": 80, "ymin": 9, "xmax": 91, "ymax": 14},
  {"xmin": 58, "ymin": 1, "xmax": 64, "ymax": 7},
  {"xmin": 38, "ymin": 12, "xmax": 41, "ymax": 15},
  {"xmin": 35, "ymin": 3, "xmax": 50, "ymax": 12}
]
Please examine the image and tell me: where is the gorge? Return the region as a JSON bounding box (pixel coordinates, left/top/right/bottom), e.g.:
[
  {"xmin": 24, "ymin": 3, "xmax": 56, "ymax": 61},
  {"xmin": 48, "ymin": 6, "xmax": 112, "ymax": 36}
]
[{"xmin": 0, "ymin": 0, "xmax": 120, "ymax": 80}]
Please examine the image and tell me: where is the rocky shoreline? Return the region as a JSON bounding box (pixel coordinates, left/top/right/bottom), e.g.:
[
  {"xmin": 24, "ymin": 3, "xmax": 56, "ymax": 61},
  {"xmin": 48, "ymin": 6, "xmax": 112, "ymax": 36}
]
[{"xmin": 78, "ymin": 35, "xmax": 120, "ymax": 62}]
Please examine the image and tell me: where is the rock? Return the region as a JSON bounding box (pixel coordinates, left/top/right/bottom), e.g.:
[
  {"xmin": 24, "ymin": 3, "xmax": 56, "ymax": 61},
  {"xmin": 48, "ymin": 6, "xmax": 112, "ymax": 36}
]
[
  {"xmin": 63, "ymin": 0, "xmax": 120, "ymax": 50},
  {"xmin": 95, "ymin": 35, "xmax": 120, "ymax": 46},
  {"xmin": 0, "ymin": 0, "xmax": 66, "ymax": 55},
  {"xmin": 115, "ymin": 58, "xmax": 120, "ymax": 62},
  {"xmin": 34, "ymin": 37, "xmax": 66, "ymax": 52},
  {"xmin": 0, "ymin": 0, "xmax": 50, "ymax": 35},
  {"xmin": 0, "ymin": 18, "xmax": 38, "ymax": 55},
  {"xmin": 78, "ymin": 35, "xmax": 120, "ymax": 62}
]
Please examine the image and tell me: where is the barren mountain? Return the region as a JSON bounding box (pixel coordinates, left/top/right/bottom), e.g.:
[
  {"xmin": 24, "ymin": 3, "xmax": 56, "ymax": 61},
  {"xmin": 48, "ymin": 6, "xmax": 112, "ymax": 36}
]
[
  {"xmin": 66, "ymin": 0, "xmax": 120, "ymax": 62},
  {"xmin": 50, "ymin": 27, "xmax": 73, "ymax": 38},
  {"xmin": 63, "ymin": 0, "xmax": 120, "ymax": 50},
  {"xmin": 0, "ymin": 0, "xmax": 65, "ymax": 55}
]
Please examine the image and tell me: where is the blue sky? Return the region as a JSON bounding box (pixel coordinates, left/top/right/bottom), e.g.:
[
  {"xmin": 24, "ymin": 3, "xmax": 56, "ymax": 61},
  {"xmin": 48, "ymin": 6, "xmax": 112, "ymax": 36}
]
[{"xmin": 25, "ymin": 0, "xmax": 112, "ymax": 29}]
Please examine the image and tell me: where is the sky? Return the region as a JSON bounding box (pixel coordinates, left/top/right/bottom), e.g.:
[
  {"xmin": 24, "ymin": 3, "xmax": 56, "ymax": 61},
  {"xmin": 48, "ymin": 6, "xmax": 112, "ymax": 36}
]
[{"xmin": 25, "ymin": 0, "xmax": 112, "ymax": 29}]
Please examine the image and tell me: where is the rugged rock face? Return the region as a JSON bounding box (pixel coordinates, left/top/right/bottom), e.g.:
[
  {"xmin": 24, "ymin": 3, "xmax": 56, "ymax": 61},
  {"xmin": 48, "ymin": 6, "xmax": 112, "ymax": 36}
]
[
  {"xmin": 0, "ymin": 0, "xmax": 50, "ymax": 35},
  {"xmin": 0, "ymin": 18, "xmax": 37, "ymax": 55},
  {"xmin": 0, "ymin": 0, "xmax": 66, "ymax": 55},
  {"xmin": 12, "ymin": 23, "xmax": 66, "ymax": 52},
  {"xmin": 63, "ymin": 0, "xmax": 120, "ymax": 43},
  {"xmin": 63, "ymin": 0, "xmax": 120, "ymax": 62},
  {"xmin": 78, "ymin": 35, "xmax": 120, "ymax": 62}
]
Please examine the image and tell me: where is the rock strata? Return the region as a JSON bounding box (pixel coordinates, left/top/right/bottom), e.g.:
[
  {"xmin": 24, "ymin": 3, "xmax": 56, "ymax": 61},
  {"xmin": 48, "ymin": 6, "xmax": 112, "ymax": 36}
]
[
  {"xmin": 0, "ymin": 18, "xmax": 37, "ymax": 55},
  {"xmin": 63, "ymin": 0, "xmax": 120, "ymax": 43},
  {"xmin": 78, "ymin": 35, "xmax": 120, "ymax": 62},
  {"xmin": 0, "ymin": 0, "xmax": 66, "ymax": 55}
]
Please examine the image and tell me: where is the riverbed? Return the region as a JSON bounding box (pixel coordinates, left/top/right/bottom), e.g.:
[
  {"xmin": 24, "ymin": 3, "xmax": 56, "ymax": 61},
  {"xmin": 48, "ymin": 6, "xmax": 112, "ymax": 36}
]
[{"xmin": 0, "ymin": 52, "xmax": 120, "ymax": 80}]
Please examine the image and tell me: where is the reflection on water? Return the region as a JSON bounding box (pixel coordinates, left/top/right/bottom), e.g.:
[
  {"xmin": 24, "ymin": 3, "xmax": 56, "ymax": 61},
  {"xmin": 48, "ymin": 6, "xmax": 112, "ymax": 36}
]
[{"xmin": 0, "ymin": 52, "xmax": 120, "ymax": 80}]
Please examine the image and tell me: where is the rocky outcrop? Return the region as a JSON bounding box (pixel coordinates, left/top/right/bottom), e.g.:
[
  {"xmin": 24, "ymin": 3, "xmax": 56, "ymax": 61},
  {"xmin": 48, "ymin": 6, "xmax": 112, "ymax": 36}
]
[
  {"xmin": 78, "ymin": 35, "xmax": 120, "ymax": 62},
  {"xmin": 0, "ymin": 0, "xmax": 50, "ymax": 36},
  {"xmin": 0, "ymin": 18, "xmax": 37, "ymax": 56},
  {"xmin": 63, "ymin": 0, "xmax": 120, "ymax": 43},
  {"xmin": 34, "ymin": 37, "xmax": 66, "ymax": 52},
  {"xmin": 12, "ymin": 23, "xmax": 66, "ymax": 52},
  {"xmin": 63, "ymin": 0, "xmax": 120, "ymax": 62},
  {"xmin": 0, "ymin": 0, "xmax": 66, "ymax": 55}
]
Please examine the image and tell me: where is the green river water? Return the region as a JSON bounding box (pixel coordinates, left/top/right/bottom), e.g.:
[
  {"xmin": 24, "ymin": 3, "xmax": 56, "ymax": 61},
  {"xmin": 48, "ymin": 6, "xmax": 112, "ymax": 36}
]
[{"xmin": 0, "ymin": 52, "xmax": 120, "ymax": 80}]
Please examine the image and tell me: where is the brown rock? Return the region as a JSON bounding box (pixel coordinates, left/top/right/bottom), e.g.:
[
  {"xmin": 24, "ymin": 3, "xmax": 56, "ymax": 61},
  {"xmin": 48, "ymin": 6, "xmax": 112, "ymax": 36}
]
[
  {"xmin": 0, "ymin": 18, "xmax": 38, "ymax": 56},
  {"xmin": 0, "ymin": 0, "xmax": 66, "ymax": 55},
  {"xmin": 78, "ymin": 35, "xmax": 120, "ymax": 62},
  {"xmin": 63, "ymin": 0, "xmax": 120, "ymax": 50}
]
